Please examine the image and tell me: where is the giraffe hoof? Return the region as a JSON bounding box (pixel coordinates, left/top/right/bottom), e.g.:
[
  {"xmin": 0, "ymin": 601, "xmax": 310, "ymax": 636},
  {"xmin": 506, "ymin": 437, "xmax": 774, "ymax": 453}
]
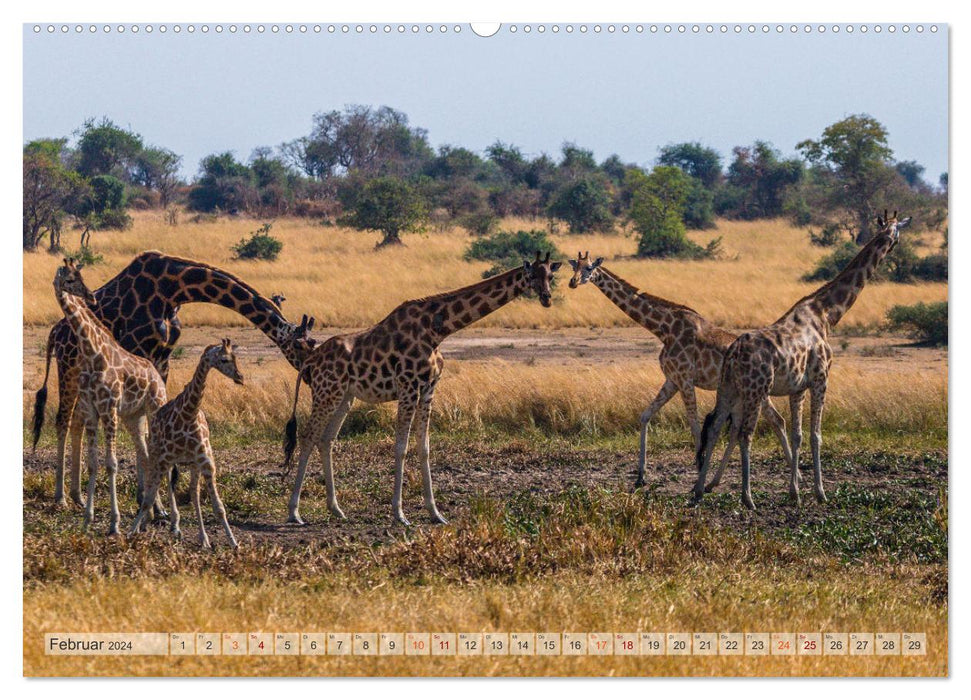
[
  {"xmin": 106, "ymin": 525, "xmax": 120, "ymax": 537},
  {"xmin": 815, "ymin": 490, "xmax": 827, "ymax": 504},
  {"xmin": 395, "ymin": 515, "xmax": 412, "ymax": 527},
  {"xmin": 634, "ymin": 478, "xmax": 646, "ymax": 489},
  {"xmin": 430, "ymin": 513, "xmax": 449, "ymax": 525},
  {"xmin": 71, "ymin": 495, "xmax": 85, "ymax": 508},
  {"xmin": 287, "ymin": 515, "xmax": 306, "ymax": 526},
  {"xmin": 704, "ymin": 483, "xmax": 718, "ymax": 493},
  {"xmin": 329, "ymin": 507, "xmax": 347, "ymax": 520},
  {"xmin": 742, "ymin": 497, "xmax": 756, "ymax": 511}
]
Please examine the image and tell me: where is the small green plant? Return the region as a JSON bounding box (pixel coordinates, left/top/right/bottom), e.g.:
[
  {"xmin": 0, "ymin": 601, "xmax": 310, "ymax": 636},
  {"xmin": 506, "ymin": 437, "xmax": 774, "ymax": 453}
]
[
  {"xmin": 465, "ymin": 229, "xmax": 563, "ymax": 278},
  {"xmin": 809, "ymin": 223, "xmax": 843, "ymax": 247},
  {"xmin": 887, "ymin": 301, "xmax": 947, "ymax": 345},
  {"xmin": 170, "ymin": 347, "xmax": 187, "ymax": 360},
  {"xmin": 231, "ymin": 223, "xmax": 283, "ymax": 261},
  {"xmin": 458, "ymin": 209, "xmax": 499, "ymax": 237}
]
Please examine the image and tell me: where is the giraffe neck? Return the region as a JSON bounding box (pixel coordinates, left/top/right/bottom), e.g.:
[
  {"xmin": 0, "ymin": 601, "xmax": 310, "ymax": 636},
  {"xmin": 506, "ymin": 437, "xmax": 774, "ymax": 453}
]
[
  {"xmin": 416, "ymin": 267, "xmax": 529, "ymax": 341},
  {"xmin": 56, "ymin": 291, "xmax": 115, "ymax": 364},
  {"xmin": 97, "ymin": 252, "xmax": 303, "ymax": 369},
  {"xmin": 592, "ymin": 267, "xmax": 693, "ymax": 343},
  {"xmin": 174, "ymin": 356, "xmax": 213, "ymax": 419},
  {"xmin": 803, "ymin": 232, "xmax": 898, "ymax": 327}
]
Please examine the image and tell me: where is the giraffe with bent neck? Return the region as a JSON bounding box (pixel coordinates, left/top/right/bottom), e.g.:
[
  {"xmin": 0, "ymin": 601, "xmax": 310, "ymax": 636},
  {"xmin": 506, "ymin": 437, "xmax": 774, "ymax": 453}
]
[
  {"xmin": 131, "ymin": 339, "xmax": 245, "ymax": 549},
  {"xmin": 283, "ymin": 252, "xmax": 562, "ymax": 526},
  {"xmin": 693, "ymin": 211, "xmax": 912, "ymax": 509},
  {"xmin": 568, "ymin": 252, "xmax": 792, "ymax": 487},
  {"xmin": 33, "ymin": 251, "xmax": 316, "ymax": 508},
  {"xmin": 53, "ymin": 259, "xmax": 167, "ymax": 535}
]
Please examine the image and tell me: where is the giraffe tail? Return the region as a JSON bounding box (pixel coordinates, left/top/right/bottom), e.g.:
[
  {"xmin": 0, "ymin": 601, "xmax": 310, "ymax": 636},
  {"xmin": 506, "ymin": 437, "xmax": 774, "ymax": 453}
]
[
  {"xmin": 281, "ymin": 368, "xmax": 305, "ymax": 471},
  {"xmin": 31, "ymin": 327, "xmax": 56, "ymax": 451},
  {"xmin": 695, "ymin": 409, "xmax": 733, "ymax": 469}
]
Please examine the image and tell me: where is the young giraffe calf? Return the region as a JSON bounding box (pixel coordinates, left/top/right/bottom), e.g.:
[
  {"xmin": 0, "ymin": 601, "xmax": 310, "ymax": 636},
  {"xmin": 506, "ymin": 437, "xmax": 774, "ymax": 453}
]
[
  {"xmin": 52, "ymin": 260, "xmax": 167, "ymax": 535},
  {"xmin": 130, "ymin": 339, "xmax": 245, "ymax": 549}
]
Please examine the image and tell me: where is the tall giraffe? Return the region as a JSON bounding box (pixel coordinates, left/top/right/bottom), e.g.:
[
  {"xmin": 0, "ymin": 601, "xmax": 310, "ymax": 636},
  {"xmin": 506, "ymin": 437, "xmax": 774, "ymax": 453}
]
[
  {"xmin": 568, "ymin": 252, "xmax": 791, "ymax": 487},
  {"xmin": 53, "ymin": 259, "xmax": 167, "ymax": 535},
  {"xmin": 131, "ymin": 339, "xmax": 245, "ymax": 549},
  {"xmin": 693, "ymin": 211, "xmax": 912, "ymax": 509},
  {"xmin": 32, "ymin": 251, "xmax": 317, "ymax": 507},
  {"xmin": 282, "ymin": 252, "xmax": 562, "ymax": 526}
]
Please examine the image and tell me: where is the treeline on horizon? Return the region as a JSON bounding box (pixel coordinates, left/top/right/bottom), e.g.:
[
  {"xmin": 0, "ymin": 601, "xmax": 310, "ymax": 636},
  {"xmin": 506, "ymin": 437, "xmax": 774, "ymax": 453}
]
[{"xmin": 23, "ymin": 105, "xmax": 947, "ymax": 276}]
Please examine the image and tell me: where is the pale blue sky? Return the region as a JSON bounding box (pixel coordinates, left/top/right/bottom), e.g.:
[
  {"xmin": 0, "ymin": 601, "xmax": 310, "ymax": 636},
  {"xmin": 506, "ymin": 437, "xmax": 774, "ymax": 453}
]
[{"xmin": 23, "ymin": 25, "xmax": 949, "ymax": 182}]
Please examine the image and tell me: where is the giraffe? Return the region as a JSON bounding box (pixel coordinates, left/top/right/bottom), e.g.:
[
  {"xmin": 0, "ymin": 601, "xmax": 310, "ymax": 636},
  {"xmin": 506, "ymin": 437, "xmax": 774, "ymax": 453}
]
[
  {"xmin": 130, "ymin": 339, "xmax": 245, "ymax": 549},
  {"xmin": 271, "ymin": 293, "xmax": 287, "ymax": 308},
  {"xmin": 282, "ymin": 252, "xmax": 563, "ymax": 526},
  {"xmin": 567, "ymin": 252, "xmax": 792, "ymax": 487},
  {"xmin": 32, "ymin": 251, "xmax": 317, "ymax": 507},
  {"xmin": 52, "ymin": 259, "xmax": 167, "ymax": 535},
  {"xmin": 693, "ymin": 211, "xmax": 912, "ymax": 509}
]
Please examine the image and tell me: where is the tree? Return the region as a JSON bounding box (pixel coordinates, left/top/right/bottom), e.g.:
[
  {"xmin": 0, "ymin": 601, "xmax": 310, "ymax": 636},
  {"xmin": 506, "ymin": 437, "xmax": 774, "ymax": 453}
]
[
  {"xmin": 132, "ymin": 147, "xmax": 182, "ymax": 207},
  {"xmin": 22, "ymin": 140, "xmax": 89, "ymax": 250},
  {"xmin": 719, "ymin": 141, "xmax": 803, "ymax": 220},
  {"xmin": 797, "ymin": 114, "xmax": 895, "ymax": 242},
  {"xmin": 285, "ymin": 105, "xmax": 433, "ymax": 179},
  {"xmin": 339, "ymin": 176, "xmax": 427, "ymax": 247},
  {"xmin": 895, "ymin": 160, "xmax": 926, "ymax": 189},
  {"xmin": 547, "ymin": 175, "xmax": 614, "ymax": 233},
  {"xmin": 75, "ymin": 117, "xmax": 144, "ymax": 180},
  {"xmin": 629, "ymin": 166, "xmax": 719, "ymax": 259},
  {"xmin": 658, "ymin": 142, "xmax": 723, "ymax": 188},
  {"xmin": 187, "ymin": 152, "xmax": 255, "ymax": 213}
]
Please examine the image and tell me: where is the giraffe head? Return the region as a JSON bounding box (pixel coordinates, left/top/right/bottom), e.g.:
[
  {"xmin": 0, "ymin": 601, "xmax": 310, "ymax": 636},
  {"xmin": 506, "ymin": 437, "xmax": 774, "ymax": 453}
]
[
  {"xmin": 522, "ymin": 251, "xmax": 562, "ymax": 307},
  {"xmin": 567, "ymin": 251, "xmax": 605, "ymax": 289},
  {"xmin": 876, "ymin": 209, "xmax": 912, "ymax": 249},
  {"xmin": 53, "ymin": 258, "xmax": 97, "ymax": 306},
  {"xmin": 204, "ymin": 338, "xmax": 245, "ymax": 385},
  {"xmin": 278, "ymin": 314, "xmax": 318, "ymax": 364}
]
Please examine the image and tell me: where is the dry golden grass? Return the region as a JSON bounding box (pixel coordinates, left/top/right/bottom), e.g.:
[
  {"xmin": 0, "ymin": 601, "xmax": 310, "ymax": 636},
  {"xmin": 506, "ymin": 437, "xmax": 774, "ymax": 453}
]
[
  {"xmin": 23, "ymin": 569, "xmax": 946, "ymax": 676},
  {"xmin": 23, "ymin": 212, "xmax": 947, "ymax": 331},
  {"xmin": 23, "ymin": 354, "xmax": 947, "ymax": 443}
]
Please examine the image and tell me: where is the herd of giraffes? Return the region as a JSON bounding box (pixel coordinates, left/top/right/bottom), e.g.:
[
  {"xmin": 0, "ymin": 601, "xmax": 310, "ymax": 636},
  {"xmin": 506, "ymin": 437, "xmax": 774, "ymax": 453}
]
[{"xmin": 30, "ymin": 211, "xmax": 911, "ymax": 548}]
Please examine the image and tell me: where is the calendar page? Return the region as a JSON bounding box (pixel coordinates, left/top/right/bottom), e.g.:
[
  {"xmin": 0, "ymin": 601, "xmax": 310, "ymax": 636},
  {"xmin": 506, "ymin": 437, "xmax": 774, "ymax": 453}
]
[{"xmin": 21, "ymin": 18, "xmax": 948, "ymax": 678}]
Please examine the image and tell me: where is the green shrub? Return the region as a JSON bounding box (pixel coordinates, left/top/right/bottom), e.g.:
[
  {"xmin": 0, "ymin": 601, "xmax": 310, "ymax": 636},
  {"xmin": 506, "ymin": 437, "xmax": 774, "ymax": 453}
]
[
  {"xmin": 231, "ymin": 223, "xmax": 283, "ymax": 261},
  {"xmin": 809, "ymin": 223, "xmax": 843, "ymax": 247},
  {"xmin": 887, "ymin": 302, "xmax": 947, "ymax": 345},
  {"xmin": 547, "ymin": 176, "xmax": 614, "ymax": 234},
  {"xmin": 465, "ymin": 229, "xmax": 563, "ymax": 278},
  {"xmin": 629, "ymin": 165, "xmax": 720, "ymax": 260},
  {"xmin": 458, "ymin": 208, "xmax": 499, "ymax": 236}
]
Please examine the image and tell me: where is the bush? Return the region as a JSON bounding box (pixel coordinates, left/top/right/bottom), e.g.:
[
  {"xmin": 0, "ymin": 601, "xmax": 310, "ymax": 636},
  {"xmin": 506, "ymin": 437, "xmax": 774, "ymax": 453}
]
[
  {"xmin": 458, "ymin": 208, "xmax": 499, "ymax": 236},
  {"xmin": 547, "ymin": 176, "xmax": 614, "ymax": 233},
  {"xmin": 887, "ymin": 302, "xmax": 947, "ymax": 345},
  {"xmin": 231, "ymin": 223, "xmax": 283, "ymax": 261},
  {"xmin": 95, "ymin": 209, "xmax": 133, "ymax": 230},
  {"xmin": 465, "ymin": 229, "xmax": 563, "ymax": 278},
  {"xmin": 809, "ymin": 223, "xmax": 843, "ymax": 247},
  {"xmin": 629, "ymin": 166, "xmax": 720, "ymax": 259}
]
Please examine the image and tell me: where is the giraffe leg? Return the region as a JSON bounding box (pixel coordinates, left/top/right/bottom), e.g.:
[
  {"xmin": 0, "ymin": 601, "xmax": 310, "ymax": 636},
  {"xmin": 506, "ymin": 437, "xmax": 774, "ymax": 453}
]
[
  {"xmin": 103, "ymin": 412, "xmax": 121, "ymax": 536},
  {"xmin": 392, "ymin": 391, "xmax": 419, "ymax": 526},
  {"xmin": 316, "ymin": 395, "xmax": 353, "ymax": 521},
  {"xmin": 169, "ymin": 465, "xmax": 181, "ymax": 539},
  {"xmin": 287, "ymin": 389, "xmax": 344, "ymax": 525},
  {"xmin": 190, "ymin": 467, "xmax": 209, "ymax": 549},
  {"xmin": 636, "ymin": 379, "xmax": 678, "ymax": 488},
  {"xmin": 130, "ymin": 454, "xmax": 164, "ymax": 536},
  {"xmin": 809, "ymin": 382, "xmax": 828, "ymax": 504},
  {"xmin": 68, "ymin": 409, "xmax": 85, "ymax": 507},
  {"xmin": 202, "ymin": 448, "xmax": 238, "ymax": 550},
  {"xmin": 761, "ymin": 399, "xmax": 793, "ymax": 468},
  {"xmin": 82, "ymin": 419, "xmax": 99, "ymax": 531},
  {"xmin": 415, "ymin": 383, "xmax": 446, "ymax": 524},
  {"xmin": 736, "ymin": 397, "xmax": 763, "ymax": 511},
  {"xmin": 788, "ymin": 392, "xmax": 806, "ymax": 506},
  {"xmin": 53, "ymin": 390, "xmax": 75, "ymax": 506}
]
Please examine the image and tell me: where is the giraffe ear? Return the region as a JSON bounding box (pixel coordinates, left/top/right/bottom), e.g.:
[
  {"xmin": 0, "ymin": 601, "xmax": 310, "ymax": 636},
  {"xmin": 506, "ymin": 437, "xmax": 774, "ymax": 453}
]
[
  {"xmin": 522, "ymin": 260, "xmax": 533, "ymax": 272},
  {"xmin": 593, "ymin": 257, "xmax": 604, "ymax": 268},
  {"xmin": 896, "ymin": 216, "xmax": 912, "ymax": 230},
  {"xmin": 550, "ymin": 261, "xmax": 562, "ymax": 272},
  {"xmin": 569, "ymin": 259, "xmax": 579, "ymax": 271}
]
